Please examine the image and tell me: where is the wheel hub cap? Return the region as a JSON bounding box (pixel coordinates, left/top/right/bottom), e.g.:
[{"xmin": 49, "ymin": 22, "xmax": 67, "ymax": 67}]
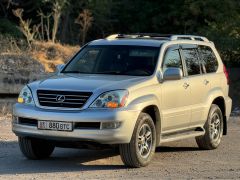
[
  {"xmin": 210, "ymin": 113, "xmax": 221, "ymax": 141},
  {"xmin": 138, "ymin": 124, "xmax": 152, "ymax": 158}
]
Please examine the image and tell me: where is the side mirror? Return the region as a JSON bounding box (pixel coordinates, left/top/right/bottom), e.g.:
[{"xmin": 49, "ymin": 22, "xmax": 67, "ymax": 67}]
[
  {"xmin": 163, "ymin": 67, "xmax": 183, "ymax": 81},
  {"xmin": 55, "ymin": 64, "xmax": 65, "ymax": 73}
]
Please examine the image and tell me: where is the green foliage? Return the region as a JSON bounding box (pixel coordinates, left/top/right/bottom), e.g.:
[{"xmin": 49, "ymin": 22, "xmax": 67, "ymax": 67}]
[
  {"xmin": 0, "ymin": 18, "xmax": 23, "ymax": 38},
  {"xmin": 0, "ymin": 0, "xmax": 239, "ymax": 66}
]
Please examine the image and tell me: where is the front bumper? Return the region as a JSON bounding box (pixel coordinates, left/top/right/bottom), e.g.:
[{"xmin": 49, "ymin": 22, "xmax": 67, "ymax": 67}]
[{"xmin": 12, "ymin": 103, "xmax": 140, "ymax": 144}]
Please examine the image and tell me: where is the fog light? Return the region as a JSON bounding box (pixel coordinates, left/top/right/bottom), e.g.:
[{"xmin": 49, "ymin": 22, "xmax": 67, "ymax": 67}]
[
  {"xmin": 12, "ymin": 116, "xmax": 18, "ymax": 123},
  {"xmin": 17, "ymin": 97, "xmax": 24, "ymax": 103},
  {"xmin": 101, "ymin": 122, "xmax": 121, "ymax": 129}
]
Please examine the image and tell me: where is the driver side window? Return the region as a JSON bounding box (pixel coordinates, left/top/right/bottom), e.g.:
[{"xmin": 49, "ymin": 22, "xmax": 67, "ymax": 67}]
[
  {"xmin": 162, "ymin": 47, "xmax": 183, "ymax": 73},
  {"xmin": 71, "ymin": 49, "xmax": 101, "ymax": 73}
]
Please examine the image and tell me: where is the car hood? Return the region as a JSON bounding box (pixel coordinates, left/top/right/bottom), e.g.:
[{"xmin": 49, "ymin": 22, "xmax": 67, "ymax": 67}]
[{"xmin": 29, "ymin": 73, "xmax": 150, "ymax": 93}]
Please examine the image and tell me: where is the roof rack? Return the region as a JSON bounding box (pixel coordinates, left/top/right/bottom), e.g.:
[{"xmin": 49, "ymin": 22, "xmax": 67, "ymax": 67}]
[
  {"xmin": 170, "ymin": 35, "xmax": 209, "ymax": 42},
  {"xmin": 106, "ymin": 34, "xmax": 209, "ymax": 42},
  {"xmin": 106, "ymin": 33, "xmax": 170, "ymax": 40}
]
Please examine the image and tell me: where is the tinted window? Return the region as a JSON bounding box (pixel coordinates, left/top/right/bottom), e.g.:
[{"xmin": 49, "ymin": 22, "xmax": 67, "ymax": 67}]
[
  {"xmin": 199, "ymin": 46, "xmax": 218, "ymax": 73},
  {"xmin": 63, "ymin": 45, "xmax": 159, "ymax": 76},
  {"xmin": 162, "ymin": 48, "xmax": 183, "ymax": 72},
  {"xmin": 67, "ymin": 49, "xmax": 101, "ymax": 73},
  {"xmin": 182, "ymin": 48, "xmax": 201, "ymax": 76}
]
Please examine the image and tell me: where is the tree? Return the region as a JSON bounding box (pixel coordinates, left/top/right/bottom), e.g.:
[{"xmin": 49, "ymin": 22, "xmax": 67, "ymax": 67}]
[
  {"xmin": 12, "ymin": 8, "xmax": 38, "ymax": 47},
  {"xmin": 75, "ymin": 9, "xmax": 93, "ymax": 45},
  {"xmin": 43, "ymin": 0, "xmax": 68, "ymax": 43},
  {"xmin": 87, "ymin": 0, "xmax": 116, "ymax": 37},
  {"xmin": 37, "ymin": 9, "xmax": 52, "ymax": 42},
  {"xmin": 1, "ymin": 0, "xmax": 239, "ymax": 65}
]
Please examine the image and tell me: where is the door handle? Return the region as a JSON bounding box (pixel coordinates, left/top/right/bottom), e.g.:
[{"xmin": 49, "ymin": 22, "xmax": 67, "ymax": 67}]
[
  {"xmin": 204, "ymin": 79, "xmax": 209, "ymax": 85},
  {"xmin": 183, "ymin": 82, "xmax": 189, "ymax": 89}
]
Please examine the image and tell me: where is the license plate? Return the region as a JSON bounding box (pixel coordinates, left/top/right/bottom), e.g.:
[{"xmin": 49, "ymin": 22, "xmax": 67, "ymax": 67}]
[{"xmin": 38, "ymin": 121, "xmax": 73, "ymax": 131}]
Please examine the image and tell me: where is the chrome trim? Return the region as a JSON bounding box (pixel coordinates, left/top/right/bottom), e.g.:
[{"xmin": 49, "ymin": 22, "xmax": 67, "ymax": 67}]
[{"xmin": 37, "ymin": 90, "xmax": 92, "ymax": 109}]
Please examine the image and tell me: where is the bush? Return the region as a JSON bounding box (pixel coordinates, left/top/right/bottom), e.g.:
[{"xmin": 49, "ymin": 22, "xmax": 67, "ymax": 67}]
[
  {"xmin": 0, "ymin": 18, "xmax": 23, "ymax": 38},
  {"xmin": 213, "ymin": 38, "xmax": 240, "ymax": 67}
]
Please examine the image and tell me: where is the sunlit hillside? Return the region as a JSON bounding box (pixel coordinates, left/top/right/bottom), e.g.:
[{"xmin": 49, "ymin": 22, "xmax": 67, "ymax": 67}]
[
  {"xmin": 0, "ymin": 36, "xmax": 79, "ymax": 73},
  {"xmin": 30, "ymin": 41, "xmax": 79, "ymax": 72}
]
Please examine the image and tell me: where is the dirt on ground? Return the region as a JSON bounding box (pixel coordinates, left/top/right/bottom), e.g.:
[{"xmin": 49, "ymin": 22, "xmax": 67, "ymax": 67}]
[{"xmin": 0, "ymin": 116, "xmax": 239, "ymax": 179}]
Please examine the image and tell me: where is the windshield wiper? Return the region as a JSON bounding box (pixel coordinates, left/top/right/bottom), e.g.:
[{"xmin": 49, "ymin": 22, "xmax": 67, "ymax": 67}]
[
  {"xmin": 62, "ymin": 71, "xmax": 85, "ymax": 73},
  {"xmin": 62, "ymin": 71, "xmax": 124, "ymax": 75},
  {"xmin": 94, "ymin": 71, "xmax": 123, "ymax": 75}
]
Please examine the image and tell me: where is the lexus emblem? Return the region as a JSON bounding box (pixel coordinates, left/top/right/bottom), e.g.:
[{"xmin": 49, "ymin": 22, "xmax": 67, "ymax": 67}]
[{"xmin": 56, "ymin": 95, "xmax": 65, "ymax": 102}]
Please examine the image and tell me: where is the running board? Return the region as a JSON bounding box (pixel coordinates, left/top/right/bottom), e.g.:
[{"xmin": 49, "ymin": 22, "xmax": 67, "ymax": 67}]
[{"xmin": 160, "ymin": 128, "xmax": 205, "ymax": 144}]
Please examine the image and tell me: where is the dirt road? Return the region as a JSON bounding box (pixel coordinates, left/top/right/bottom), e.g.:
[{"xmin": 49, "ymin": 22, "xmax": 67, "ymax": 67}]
[{"xmin": 0, "ymin": 116, "xmax": 239, "ymax": 179}]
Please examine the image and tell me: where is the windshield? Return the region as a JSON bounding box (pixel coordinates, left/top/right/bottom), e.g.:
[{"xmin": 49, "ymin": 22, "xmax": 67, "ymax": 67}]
[{"xmin": 62, "ymin": 45, "xmax": 160, "ymax": 76}]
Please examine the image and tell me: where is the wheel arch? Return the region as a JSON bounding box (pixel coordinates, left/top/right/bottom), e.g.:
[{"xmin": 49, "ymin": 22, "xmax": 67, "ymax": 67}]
[
  {"xmin": 212, "ymin": 96, "xmax": 227, "ymax": 135},
  {"xmin": 206, "ymin": 88, "xmax": 227, "ymax": 135},
  {"xmin": 141, "ymin": 105, "xmax": 161, "ymax": 146}
]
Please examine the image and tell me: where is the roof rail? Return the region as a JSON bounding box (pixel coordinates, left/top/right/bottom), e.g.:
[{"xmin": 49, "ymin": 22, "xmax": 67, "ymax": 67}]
[
  {"xmin": 106, "ymin": 34, "xmax": 122, "ymax": 40},
  {"xmin": 106, "ymin": 34, "xmax": 209, "ymax": 42},
  {"xmin": 106, "ymin": 33, "xmax": 171, "ymax": 40},
  {"xmin": 170, "ymin": 35, "xmax": 209, "ymax": 42}
]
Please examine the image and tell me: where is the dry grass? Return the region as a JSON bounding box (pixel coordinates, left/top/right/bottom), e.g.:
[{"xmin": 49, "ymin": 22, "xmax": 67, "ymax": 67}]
[
  {"xmin": 0, "ymin": 36, "xmax": 79, "ymax": 73},
  {"xmin": 31, "ymin": 41, "xmax": 79, "ymax": 72},
  {"xmin": 0, "ymin": 104, "xmax": 12, "ymax": 118}
]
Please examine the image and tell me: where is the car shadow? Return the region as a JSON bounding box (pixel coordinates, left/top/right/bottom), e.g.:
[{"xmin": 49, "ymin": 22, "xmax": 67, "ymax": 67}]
[
  {"xmin": 0, "ymin": 140, "xmax": 201, "ymax": 175},
  {"xmin": 156, "ymin": 146, "xmax": 200, "ymax": 153},
  {"xmin": 0, "ymin": 140, "xmax": 125, "ymax": 175}
]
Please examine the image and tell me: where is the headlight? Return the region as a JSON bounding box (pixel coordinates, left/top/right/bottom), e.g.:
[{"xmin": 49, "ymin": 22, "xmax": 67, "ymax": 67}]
[
  {"xmin": 90, "ymin": 90, "xmax": 128, "ymax": 108},
  {"xmin": 17, "ymin": 86, "xmax": 35, "ymax": 105}
]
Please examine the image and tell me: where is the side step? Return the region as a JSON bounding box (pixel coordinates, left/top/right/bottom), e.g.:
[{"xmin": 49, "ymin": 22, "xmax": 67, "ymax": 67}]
[{"xmin": 160, "ymin": 128, "xmax": 205, "ymax": 144}]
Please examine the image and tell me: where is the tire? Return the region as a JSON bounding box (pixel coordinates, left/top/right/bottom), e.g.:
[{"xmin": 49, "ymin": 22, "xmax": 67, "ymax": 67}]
[
  {"xmin": 19, "ymin": 137, "xmax": 55, "ymax": 159},
  {"xmin": 119, "ymin": 112, "xmax": 156, "ymax": 168},
  {"xmin": 196, "ymin": 104, "xmax": 224, "ymax": 150}
]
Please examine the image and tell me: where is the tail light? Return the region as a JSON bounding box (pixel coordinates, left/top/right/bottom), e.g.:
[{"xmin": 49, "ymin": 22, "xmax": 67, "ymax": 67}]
[{"xmin": 223, "ymin": 65, "xmax": 229, "ymax": 85}]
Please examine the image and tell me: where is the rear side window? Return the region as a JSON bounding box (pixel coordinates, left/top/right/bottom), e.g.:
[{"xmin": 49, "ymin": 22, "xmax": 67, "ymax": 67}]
[
  {"xmin": 181, "ymin": 48, "xmax": 201, "ymax": 76},
  {"xmin": 162, "ymin": 47, "xmax": 183, "ymax": 73},
  {"xmin": 199, "ymin": 46, "xmax": 218, "ymax": 73}
]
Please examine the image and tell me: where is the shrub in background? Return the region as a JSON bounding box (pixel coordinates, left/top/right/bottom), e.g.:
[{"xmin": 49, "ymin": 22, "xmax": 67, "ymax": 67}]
[{"xmin": 0, "ymin": 18, "xmax": 23, "ymax": 38}]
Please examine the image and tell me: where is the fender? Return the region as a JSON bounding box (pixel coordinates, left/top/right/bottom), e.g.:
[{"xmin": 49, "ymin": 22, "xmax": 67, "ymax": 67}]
[
  {"xmin": 128, "ymin": 94, "xmax": 161, "ymax": 111},
  {"xmin": 127, "ymin": 94, "xmax": 162, "ymax": 145},
  {"xmin": 203, "ymin": 87, "xmax": 225, "ymax": 121}
]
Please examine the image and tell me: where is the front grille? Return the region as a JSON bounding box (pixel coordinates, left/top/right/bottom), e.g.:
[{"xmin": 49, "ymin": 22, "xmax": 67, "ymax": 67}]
[
  {"xmin": 19, "ymin": 117, "xmax": 37, "ymax": 126},
  {"xmin": 37, "ymin": 90, "xmax": 92, "ymax": 108}
]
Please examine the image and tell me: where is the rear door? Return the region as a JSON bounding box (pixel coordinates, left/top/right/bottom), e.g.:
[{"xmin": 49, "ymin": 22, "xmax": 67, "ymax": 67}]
[
  {"xmin": 198, "ymin": 45, "xmax": 219, "ymax": 84},
  {"xmin": 197, "ymin": 45, "xmax": 221, "ymax": 123},
  {"xmin": 180, "ymin": 44, "xmax": 209, "ymax": 127}
]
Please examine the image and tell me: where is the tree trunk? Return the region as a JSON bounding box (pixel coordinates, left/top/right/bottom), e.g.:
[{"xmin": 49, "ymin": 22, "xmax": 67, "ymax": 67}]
[
  {"xmin": 52, "ymin": 11, "xmax": 60, "ymax": 43},
  {"xmin": 59, "ymin": 9, "xmax": 70, "ymax": 44}
]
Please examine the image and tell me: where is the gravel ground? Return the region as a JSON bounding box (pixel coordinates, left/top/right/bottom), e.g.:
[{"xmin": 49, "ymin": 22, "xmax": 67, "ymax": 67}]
[{"xmin": 0, "ymin": 116, "xmax": 239, "ymax": 179}]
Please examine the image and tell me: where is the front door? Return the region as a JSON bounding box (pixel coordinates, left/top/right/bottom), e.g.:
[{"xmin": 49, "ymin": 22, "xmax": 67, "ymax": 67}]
[{"xmin": 160, "ymin": 45, "xmax": 191, "ymax": 132}]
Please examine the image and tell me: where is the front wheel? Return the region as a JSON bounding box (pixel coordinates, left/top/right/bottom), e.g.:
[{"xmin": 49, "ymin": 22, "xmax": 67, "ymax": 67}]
[
  {"xmin": 19, "ymin": 137, "xmax": 55, "ymax": 159},
  {"xmin": 119, "ymin": 112, "xmax": 156, "ymax": 168},
  {"xmin": 196, "ymin": 104, "xmax": 224, "ymax": 150}
]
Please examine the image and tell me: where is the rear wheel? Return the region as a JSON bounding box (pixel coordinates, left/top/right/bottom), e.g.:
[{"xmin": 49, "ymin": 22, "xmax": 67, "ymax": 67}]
[
  {"xmin": 19, "ymin": 137, "xmax": 55, "ymax": 159},
  {"xmin": 119, "ymin": 112, "xmax": 156, "ymax": 168},
  {"xmin": 196, "ymin": 104, "xmax": 223, "ymax": 150}
]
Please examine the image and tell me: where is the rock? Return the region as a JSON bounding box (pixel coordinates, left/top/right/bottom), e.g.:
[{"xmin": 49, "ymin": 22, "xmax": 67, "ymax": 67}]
[
  {"xmin": 0, "ymin": 54, "xmax": 45, "ymax": 74},
  {"xmin": 0, "ymin": 54, "xmax": 46, "ymax": 94}
]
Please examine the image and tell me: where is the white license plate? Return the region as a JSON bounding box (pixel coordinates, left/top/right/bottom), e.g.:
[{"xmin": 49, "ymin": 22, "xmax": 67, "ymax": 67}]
[{"xmin": 38, "ymin": 121, "xmax": 73, "ymax": 131}]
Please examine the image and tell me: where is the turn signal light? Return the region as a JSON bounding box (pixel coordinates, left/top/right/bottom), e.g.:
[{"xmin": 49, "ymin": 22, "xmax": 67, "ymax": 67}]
[{"xmin": 106, "ymin": 102, "xmax": 119, "ymax": 108}]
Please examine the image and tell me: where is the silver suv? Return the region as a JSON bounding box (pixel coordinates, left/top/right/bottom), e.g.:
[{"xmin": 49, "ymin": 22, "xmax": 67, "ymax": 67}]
[{"xmin": 12, "ymin": 34, "xmax": 232, "ymax": 167}]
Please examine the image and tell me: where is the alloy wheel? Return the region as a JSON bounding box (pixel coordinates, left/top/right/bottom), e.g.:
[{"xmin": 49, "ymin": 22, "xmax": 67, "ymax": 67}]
[{"xmin": 138, "ymin": 124, "xmax": 153, "ymax": 158}]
